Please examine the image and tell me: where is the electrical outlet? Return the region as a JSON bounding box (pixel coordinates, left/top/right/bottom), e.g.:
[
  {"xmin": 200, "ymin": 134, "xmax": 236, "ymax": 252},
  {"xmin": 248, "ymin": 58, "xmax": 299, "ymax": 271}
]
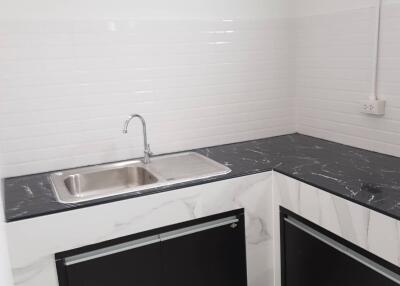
[{"xmin": 361, "ymin": 99, "xmax": 386, "ymax": 115}]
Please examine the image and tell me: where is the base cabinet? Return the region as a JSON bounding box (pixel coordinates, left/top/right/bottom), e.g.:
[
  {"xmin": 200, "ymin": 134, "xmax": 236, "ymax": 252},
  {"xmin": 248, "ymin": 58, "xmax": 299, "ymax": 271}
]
[
  {"xmin": 64, "ymin": 240, "xmax": 162, "ymax": 286},
  {"xmin": 56, "ymin": 210, "xmax": 247, "ymax": 286},
  {"xmin": 281, "ymin": 208, "xmax": 400, "ymax": 286},
  {"xmin": 161, "ymin": 216, "xmax": 247, "ymax": 286}
]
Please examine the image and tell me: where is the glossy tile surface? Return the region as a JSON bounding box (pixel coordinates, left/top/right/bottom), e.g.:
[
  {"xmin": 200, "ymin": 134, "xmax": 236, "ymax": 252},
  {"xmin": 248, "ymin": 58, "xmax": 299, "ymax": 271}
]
[{"xmin": 0, "ymin": 17, "xmax": 293, "ymax": 177}]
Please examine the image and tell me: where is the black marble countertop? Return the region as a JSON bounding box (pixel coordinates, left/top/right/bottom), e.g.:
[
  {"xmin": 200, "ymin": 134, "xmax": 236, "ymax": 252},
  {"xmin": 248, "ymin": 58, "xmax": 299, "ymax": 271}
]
[{"xmin": 3, "ymin": 133, "xmax": 400, "ymax": 222}]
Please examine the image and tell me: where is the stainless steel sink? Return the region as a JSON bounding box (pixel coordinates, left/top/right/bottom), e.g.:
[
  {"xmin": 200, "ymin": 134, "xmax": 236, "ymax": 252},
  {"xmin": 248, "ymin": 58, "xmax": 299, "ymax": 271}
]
[
  {"xmin": 63, "ymin": 167, "xmax": 159, "ymax": 198},
  {"xmin": 51, "ymin": 152, "xmax": 231, "ymax": 203}
]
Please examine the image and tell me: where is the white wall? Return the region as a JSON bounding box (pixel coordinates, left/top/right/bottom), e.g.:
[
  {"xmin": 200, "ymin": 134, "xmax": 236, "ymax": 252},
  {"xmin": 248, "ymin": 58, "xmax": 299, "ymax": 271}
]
[
  {"xmin": 0, "ymin": 0, "xmax": 294, "ymax": 177},
  {"xmin": 292, "ymin": 0, "xmax": 376, "ymax": 17},
  {"xmin": 0, "ymin": 174, "xmax": 13, "ymax": 286},
  {"xmin": 2, "ymin": 0, "xmax": 400, "ymax": 178},
  {"xmin": 0, "ymin": 219, "xmax": 13, "ymax": 286},
  {"xmin": 0, "ymin": 0, "xmax": 290, "ymax": 20},
  {"xmin": 294, "ymin": 0, "xmax": 400, "ymax": 157}
]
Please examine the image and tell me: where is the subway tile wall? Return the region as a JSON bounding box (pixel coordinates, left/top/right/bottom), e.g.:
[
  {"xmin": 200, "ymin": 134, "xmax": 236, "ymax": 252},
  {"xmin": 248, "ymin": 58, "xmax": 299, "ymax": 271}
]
[
  {"xmin": 2, "ymin": 1, "xmax": 400, "ymax": 178},
  {"xmin": 0, "ymin": 18, "xmax": 294, "ymax": 177},
  {"xmin": 295, "ymin": 1, "xmax": 400, "ymax": 157}
]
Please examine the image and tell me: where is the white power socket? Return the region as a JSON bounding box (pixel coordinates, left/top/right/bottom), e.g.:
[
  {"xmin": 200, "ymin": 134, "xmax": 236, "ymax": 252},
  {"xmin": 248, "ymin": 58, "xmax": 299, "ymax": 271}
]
[{"xmin": 361, "ymin": 99, "xmax": 386, "ymax": 115}]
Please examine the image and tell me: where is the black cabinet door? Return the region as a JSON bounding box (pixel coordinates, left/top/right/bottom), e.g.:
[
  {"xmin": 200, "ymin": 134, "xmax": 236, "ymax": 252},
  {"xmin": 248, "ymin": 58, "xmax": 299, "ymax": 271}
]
[
  {"xmin": 283, "ymin": 217, "xmax": 399, "ymax": 286},
  {"xmin": 57, "ymin": 211, "xmax": 247, "ymax": 286},
  {"xmin": 64, "ymin": 236, "xmax": 162, "ymax": 286},
  {"xmin": 161, "ymin": 217, "xmax": 247, "ymax": 286}
]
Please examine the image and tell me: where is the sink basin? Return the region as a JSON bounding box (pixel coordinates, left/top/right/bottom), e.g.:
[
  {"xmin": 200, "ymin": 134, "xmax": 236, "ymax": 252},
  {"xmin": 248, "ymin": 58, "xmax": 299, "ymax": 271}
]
[
  {"xmin": 51, "ymin": 152, "xmax": 231, "ymax": 203},
  {"xmin": 63, "ymin": 167, "xmax": 159, "ymax": 198}
]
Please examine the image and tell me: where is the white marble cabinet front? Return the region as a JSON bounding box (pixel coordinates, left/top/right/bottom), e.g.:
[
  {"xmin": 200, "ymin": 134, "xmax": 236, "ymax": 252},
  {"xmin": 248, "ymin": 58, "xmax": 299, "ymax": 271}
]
[
  {"xmin": 272, "ymin": 172, "xmax": 400, "ymax": 286},
  {"xmin": 6, "ymin": 172, "xmax": 274, "ymax": 286}
]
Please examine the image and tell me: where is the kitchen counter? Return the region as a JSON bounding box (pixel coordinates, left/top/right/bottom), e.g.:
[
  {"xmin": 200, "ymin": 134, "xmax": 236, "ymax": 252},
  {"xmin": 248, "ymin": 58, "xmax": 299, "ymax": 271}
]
[{"xmin": 3, "ymin": 133, "xmax": 400, "ymax": 222}]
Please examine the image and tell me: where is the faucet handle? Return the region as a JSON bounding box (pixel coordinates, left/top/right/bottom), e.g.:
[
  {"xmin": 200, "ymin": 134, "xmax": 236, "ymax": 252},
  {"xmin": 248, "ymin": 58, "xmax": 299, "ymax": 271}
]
[
  {"xmin": 145, "ymin": 144, "xmax": 153, "ymax": 155},
  {"xmin": 143, "ymin": 144, "xmax": 153, "ymax": 164}
]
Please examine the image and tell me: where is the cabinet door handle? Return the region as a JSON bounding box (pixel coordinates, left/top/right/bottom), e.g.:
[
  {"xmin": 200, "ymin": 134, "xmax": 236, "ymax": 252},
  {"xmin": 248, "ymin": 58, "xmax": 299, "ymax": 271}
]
[
  {"xmin": 160, "ymin": 216, "xmax": 239, "ymax": 241},
  {"xmin": 64, "ymin": 235, "xmax": 161, "ymax": 266},
  {"xmin": 64, "ymin": 216, "xmax": 239, "ymax": 266},
  {"xmin": 285, "ymin": 217, "xmax": 400, "ymax": 285}
]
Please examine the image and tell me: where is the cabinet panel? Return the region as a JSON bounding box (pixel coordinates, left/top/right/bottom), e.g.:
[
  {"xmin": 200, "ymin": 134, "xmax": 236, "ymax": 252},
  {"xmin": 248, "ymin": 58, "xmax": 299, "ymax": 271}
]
[
  {"xmin": 282, "ymin": 213, "xmax": 400, "ymax": 286},
  {"xmin": 64, "ymin": 240, "xmax": 162, "ymax": 286},
  {"xmin": 161, "ymin": 217, "xmax": 247, "ymax": 286},
  {"xmin": 56, "ymin": 210, "xmax": 247, "ymax": 286}
]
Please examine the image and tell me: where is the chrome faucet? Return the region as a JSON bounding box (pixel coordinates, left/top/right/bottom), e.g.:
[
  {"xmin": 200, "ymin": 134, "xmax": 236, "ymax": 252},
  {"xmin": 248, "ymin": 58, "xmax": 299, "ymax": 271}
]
[{"xmin": 122, "ymin": 114, "xmax": 152, "ymax": 164}]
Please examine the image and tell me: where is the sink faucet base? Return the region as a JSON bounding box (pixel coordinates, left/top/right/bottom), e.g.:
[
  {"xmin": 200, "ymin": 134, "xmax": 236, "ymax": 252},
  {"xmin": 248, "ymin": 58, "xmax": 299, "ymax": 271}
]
[{"xmin": 123, "ymin": 114, "xmax": 152, "ymax": 164}]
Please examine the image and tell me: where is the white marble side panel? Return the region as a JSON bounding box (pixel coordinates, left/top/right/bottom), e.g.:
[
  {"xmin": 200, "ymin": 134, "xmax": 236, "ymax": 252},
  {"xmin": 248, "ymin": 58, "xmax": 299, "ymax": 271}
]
[
  {"xmin": 1, "ymin": 175, "xmax": 14, "ymax": 286},
  {"xmin": 6, "ymin": 172, "xmax": 273, "ymax": 286},
  {"xmin": 273, "ymin": 172, "xmax": 400, "ymax": 286}
]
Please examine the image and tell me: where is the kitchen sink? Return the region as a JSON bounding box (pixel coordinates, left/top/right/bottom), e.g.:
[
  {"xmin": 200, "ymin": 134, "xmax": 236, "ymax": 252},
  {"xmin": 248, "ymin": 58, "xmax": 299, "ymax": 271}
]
[
  {"xmin": 63, "ymin": 167, "xmax": 159, "ymax": 198},
  {"xmin": 51, "ymin": 152, "xmax": 231, "ymax": 203}
]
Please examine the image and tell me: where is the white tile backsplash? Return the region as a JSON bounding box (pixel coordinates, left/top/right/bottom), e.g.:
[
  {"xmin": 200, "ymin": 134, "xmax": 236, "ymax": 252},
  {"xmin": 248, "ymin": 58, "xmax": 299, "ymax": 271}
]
[
  {"xmin": 294, "ymin": 2, "xmax": 400, "ymax": 157},
  {"xmin": 0, "ymin": 15, "xmax": 294, "ymax": 177},
  {"xmin": 0, "ymin": 0, "xmax": 290, "ymax": 21},
  {"xmin": 1, "ymin": 0, "xmax": 400, "ymax": 177},
  {"xmin": 292, "ymin": 0, "xmax": 376, "ymax": 17}
]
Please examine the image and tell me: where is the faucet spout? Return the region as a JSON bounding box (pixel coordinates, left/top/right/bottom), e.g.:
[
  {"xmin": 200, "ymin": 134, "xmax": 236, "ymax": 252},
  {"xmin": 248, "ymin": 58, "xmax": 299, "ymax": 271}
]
[{"xmin": 122, "ymin": 114, "xmax": 152, "ymax": 164}]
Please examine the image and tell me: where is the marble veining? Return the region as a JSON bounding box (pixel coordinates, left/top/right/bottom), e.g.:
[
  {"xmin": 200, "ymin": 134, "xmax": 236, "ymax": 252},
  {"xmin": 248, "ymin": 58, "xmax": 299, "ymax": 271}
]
[
  {"xmin": 3, "ymin": 133, "xmax": 400, "ymax": 222},
  {"xmin": 272, "ymin": 172, "xmax": 400, "ymax": 286},
  {"xmin": 6, "ymin": 173, "xmax": 273, "ymax": 286}
]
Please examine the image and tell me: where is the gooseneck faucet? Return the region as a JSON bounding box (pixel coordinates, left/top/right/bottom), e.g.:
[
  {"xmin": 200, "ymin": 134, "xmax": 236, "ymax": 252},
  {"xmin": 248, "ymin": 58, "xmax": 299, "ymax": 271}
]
[{"xmin": 122, "ymin": 114, "xmax": 152, "ymax": 164}]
